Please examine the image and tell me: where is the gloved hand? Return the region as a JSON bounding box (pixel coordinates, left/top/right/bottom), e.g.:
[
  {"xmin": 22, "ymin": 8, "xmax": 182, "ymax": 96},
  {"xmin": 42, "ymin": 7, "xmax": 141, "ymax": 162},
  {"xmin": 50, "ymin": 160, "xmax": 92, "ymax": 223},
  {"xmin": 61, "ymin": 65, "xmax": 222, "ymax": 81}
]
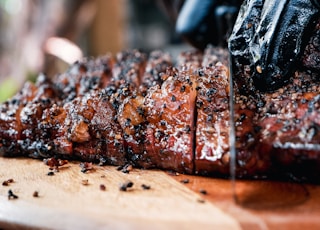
[
  {"xmin": 229, "ymin": 0, "xmax": 320, "ymax": 92},
  {"xmin": 174, "ymin": 0, "xmax": 241, "ymax": 49}
]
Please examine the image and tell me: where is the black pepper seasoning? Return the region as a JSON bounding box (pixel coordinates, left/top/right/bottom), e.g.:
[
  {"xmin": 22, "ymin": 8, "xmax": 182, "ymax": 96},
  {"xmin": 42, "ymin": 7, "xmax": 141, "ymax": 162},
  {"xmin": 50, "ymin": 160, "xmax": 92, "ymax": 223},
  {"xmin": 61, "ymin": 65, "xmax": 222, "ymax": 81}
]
[
  {"xmin": 8, "ymin": 190, "xmax": 18, "ymax": 200},
  {"xmin": 206, "ymin": 88, "xmax": 217, "ymax": 96},
  {"xmin": 160, "ymin": 120, "xmax": 166, "ymax": 126},
  {"xmin": 116, "ymin": 165, "xmax": 124, "ymax": 171},
  {"xmin": 119, "ymin": 181, "xmax": 134, "ymax": 191},
  {"xmin": 198, "ymin": 69, "xmax": 204, "ymax": 76},
  {"xmin": 137, "ymin": 106, "xmax": 145, "ymax": 116},
  {"xmin": 125, "ymin": 118, "xmax": 131, "ymax": 127},
  {"xmin": 180, "ymin": 179, "xmax": 190, "ymax": 184},
  {"xmin": 47, "ymin": 171, "xmax": 55, "ymax": 176},
  {"xmin": 184, "ymin": 125, "xmax": 191, "ymax": 133},
  {"xmin": 199, "ymin": 189, "xmax": 207, "ymax": 195},
  {"xmin": 141, "ymin": 184, "xmax": 151, "ymax": 190}
]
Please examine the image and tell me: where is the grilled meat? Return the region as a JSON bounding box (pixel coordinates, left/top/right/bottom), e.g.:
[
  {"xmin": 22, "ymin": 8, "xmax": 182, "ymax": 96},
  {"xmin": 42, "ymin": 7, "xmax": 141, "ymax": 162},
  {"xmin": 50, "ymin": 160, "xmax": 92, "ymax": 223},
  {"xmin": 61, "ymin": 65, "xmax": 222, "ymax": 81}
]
[
  {"xmin": 0, "ymin": 41, "xmax": 320, "ymax": 182},
  {"xmin": 142, "ymin": 66, "xmax": 197, "ymax": 174},
  {"xmin": 194, "ymin": 63, "xmax": 230, "ymax": 176},
  {"xmin": 233, "ymin": 71, "xmax": 320, "ymax": 180}
]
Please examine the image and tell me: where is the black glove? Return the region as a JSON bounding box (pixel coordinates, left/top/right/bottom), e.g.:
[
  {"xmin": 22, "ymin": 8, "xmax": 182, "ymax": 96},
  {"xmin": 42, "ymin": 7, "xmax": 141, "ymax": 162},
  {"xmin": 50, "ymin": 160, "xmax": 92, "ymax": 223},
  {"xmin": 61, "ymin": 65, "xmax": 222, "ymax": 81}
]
[
  {"xmin": 175, "ymin": 0, "xmax": 241, "ymax": 49},
  {"xmin": 229, "ymin": 0, "xmax": 320, "ymax": 92}
]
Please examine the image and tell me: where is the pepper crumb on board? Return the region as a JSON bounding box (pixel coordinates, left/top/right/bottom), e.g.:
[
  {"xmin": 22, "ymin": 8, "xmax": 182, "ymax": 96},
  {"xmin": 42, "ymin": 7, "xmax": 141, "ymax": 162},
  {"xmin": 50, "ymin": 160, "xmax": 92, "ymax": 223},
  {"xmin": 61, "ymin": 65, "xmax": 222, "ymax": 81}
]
[
  {"xmin": 100, "ymin": 184, "xmax": 106, "ymax": 191},
  {"xmin": 8, "ymin": 189, "xmax": 18, "ymax": 200},
  {"xmin": 119, "ymin": 181, "xmax": 134, "ymax": 191},
  {"xmin": 44, "ymin": 157, "xmax": 58, "ymax": 168},
  {"xmin": 117, "ymin": 164, "xmax": 133, "ymax": 174},
  {"xmin": 116, "ymin": 165, "xmax": 124, "ymax": 171},
  {"xmin": 141, "ymin": 184, "xmax": 151, "ymax": 190},
  {"xmin": 2, "ymin": 179, "xmax": 14, "ymax": 186},
  {"xmin": 47, "ymin": 171, "xmax": 54, "ymax": 176},
  {"xmin": 44, "ymin": 157, "xmax": 68, "ymax": 167},
  {"xmin": 44, "ymin": 157, "xmax": 68, "ymax": 172},
  {"xmin": 80, "ymin": 162, "xmax": 93, "ymax": 173},
  {"xmin": 33, "ymin": 191, "xmax": 39, "ymax": 197},
  {"xmin": 122, "ymin": 164, "xmax": 133, "ymax": 174}
]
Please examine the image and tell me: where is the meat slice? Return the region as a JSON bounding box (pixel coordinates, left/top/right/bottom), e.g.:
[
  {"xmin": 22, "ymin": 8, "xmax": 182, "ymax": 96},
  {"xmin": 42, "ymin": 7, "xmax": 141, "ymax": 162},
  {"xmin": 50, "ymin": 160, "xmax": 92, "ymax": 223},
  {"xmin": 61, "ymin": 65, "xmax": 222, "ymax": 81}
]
[
  {"xmin": 142, "ymin": 67, "xmax": 197, "ymax": 174},
  {"xmin": 232, "ymin": 28, "xmax": 320, "ymax": 182},
  {"xmin": 43, "ymin": 91, "xmax": 126, "ymax": 165},
  {"xmin": 116, "ymin": 50, "xmax": 173, "ymax": 165},
  {"xmin": 233, "ymin": 75, "xmax": 320, "ymax": 182},
  {"xmin": 106, "ymin": 50, "xmax": 148, "ymax": 164},
  {"xmin": 117, "ymin": 95, "xmax": 146, "ymax": 164},
  {"xmin": 194, "ymin": 63, "xmax": 230, "ymax": 176},
  {"xmin": 254, "ymin": 73, "xmax": 320, "ymax": 180}
]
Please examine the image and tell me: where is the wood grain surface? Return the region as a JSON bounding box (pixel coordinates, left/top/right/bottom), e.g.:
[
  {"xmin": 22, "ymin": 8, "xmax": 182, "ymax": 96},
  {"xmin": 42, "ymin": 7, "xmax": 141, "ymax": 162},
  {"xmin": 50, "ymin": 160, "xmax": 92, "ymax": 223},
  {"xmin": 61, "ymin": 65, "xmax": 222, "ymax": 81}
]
[
  {"xmin": 0, "ymin": 158, "xmax": 240, "ymax": 230},
  {"xmin": 0, "ymin": 157, "xmax": 320, "ymax": 230}
]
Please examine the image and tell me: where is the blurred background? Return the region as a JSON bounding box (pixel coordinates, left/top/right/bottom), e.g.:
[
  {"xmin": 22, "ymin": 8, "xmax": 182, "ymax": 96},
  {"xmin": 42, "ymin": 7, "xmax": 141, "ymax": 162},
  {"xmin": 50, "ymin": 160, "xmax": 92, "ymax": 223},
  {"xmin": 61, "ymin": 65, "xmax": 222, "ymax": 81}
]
[{"xmin": 0, "ymin": 0, "xmax": 188, "ymax": 101}]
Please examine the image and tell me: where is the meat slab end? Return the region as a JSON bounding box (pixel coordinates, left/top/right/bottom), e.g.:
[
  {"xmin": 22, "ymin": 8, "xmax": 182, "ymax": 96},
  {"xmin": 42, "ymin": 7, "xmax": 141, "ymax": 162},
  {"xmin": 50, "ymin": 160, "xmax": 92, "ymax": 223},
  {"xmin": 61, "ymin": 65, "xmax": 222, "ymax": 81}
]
[{"xmin": 231, "ymin": 18, "xmax": 320, "ymax": 182}]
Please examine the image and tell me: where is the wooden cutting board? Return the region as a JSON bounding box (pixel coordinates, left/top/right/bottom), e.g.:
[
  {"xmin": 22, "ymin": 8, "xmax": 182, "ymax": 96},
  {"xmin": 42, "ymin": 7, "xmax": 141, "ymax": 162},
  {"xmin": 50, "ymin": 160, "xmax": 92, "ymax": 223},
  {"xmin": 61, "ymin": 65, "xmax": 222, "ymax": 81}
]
[{"xmin": 0, "ymin": 157, "xmax": 319, "ymax": 230}]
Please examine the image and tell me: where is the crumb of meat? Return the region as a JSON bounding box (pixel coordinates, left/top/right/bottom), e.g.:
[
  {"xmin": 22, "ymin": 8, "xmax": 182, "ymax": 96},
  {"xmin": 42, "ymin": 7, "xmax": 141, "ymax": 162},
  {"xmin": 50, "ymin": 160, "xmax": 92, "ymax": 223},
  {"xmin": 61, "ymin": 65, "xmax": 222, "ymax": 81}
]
[
  {"xmin": 2, "ymin": 179, "xmax": 14, "ymax": 186},
  {"xmin": 81, "ymin": 179, "xmax": 89, "ymax": 185},
  {"xmin": 80, "ymin": 162, "xmax": 93, "ymax": 173},
  {"xmin": 117, "ymin": 164, "xmax": 133, "ymax": 174},
  {"xmin": 33, "ymin": 191, "xmax": 39, "ymax": 197},
  {"xmin": 100, "ymin": 184, "xmax": 106, "ymax": 191},
  {"xmin": 44, "ymin": 157, "xmax": 68, "ymax": 172}
]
